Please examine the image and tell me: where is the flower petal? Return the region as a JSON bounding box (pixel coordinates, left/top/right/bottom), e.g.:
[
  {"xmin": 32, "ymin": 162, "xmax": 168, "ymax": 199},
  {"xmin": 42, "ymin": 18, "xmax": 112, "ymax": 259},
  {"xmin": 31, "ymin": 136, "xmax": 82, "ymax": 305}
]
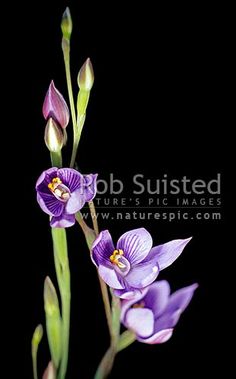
[
  {"xmin": 166, "ymin": 283, "xmax": 198, "ymax": 314},
  {"xmin": 82, "ymin": 174, "xmax": 98, "ymax": 201},
  {"xmin": 125, "ymin": 308, "xmax": 154, "ymax": 338},
  {"xmin": 58, "ymin": 168, "xmax": 83, "ymax": 192},
  {"xmin": 125, "ymin": 260, "xmax": 159, "ymax": 289},
  {"xmin": 153, "ymin": 308, "xmax": 183, "ymax": 334},
  {"xmin": 36, "ymin": 167, "xmax": 58, "ymax": 194},
  {"xmin": 147, "ymin": 237, "xmax": 192, "ymax": 271},
  {"xmin": 117, "ymin": 228, "xmax": 153, "ymax": 265},
  {"xmin": 151, "ymin": 284, "xmax": 198, "ymax": 335},
  {"xmin": 143, "ymin": 281, "xmax": 170, "ymax": 318},
  {"xmin": 91, "ymin": 230, "xmax": 115, "ymax": 266},
  {"xmin": 120, "ymin": 288, "xmax": 149, "ymax": 321},
  {"xmin": 114, "ymin": 288, "xmax": 145, "ymax": 300},
  {"xmin": 43, "ymin": 80, "xmax": 70, "ymax": 128},
  {"xmin": 138, "ymin": 328, "xmax": 173, "ymax": 344},
  {"xmin": 65, "ymin": 189, "xmax": 85, "ymax": 214},
  {"xmin": 50, "ymin": 213, "xmax": 75, "ymax": 228},
  {"xmin": 37, "ymin": 192, "xmax": 64, "ymax": 216},
  {"xmin": 98, "ymin": 265, "xmax": 124, "ymax": 289}
]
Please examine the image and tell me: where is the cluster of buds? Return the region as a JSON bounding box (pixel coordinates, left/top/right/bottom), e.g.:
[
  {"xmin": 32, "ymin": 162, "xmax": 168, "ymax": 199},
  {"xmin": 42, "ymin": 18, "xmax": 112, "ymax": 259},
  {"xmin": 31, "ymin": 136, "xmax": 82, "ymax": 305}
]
[{"xmin": 43, "ymin": 81, "xmax": 69, "ymax": 153}]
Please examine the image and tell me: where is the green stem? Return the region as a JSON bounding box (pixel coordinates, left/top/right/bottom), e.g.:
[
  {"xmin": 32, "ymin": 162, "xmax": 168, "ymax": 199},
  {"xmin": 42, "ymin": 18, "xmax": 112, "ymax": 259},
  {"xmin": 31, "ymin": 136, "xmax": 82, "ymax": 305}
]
[
  {"xmin": 76, "ymin": 210, "xmax": 113, "ymax": 339},
  {"xmin": 87, "ymin": 202, "xmax": 120, "ymax": 378},
  {"xmin": 117, "ymin": 330, "xmax": 136, "ymax": 352},
  {"xmin": 88, "ymin": 201, "xmax": 113, "ymax": 337},
  {"xmin": 32, "ymin": 354, "xmax": 38, "ymax": 379},
  {"xmin": 98, "ymin": 276, "xmax": 113, "ymax": 338},
  {"xmin": 75, "ymin": 211, "xmax": 96, "ymax": 250},
  {"xmin": 50, "ymin": 151, "xmax": 62, "ymax": 167},
  {"xmin": 94, "ymin": 345, "xmax": 116, "ymax": 379},
  {"xmin": 61, "ymin": 37, "xmax": 78, "ymax": 168},
  {"xmin": 88, "ymin": 201, "xmax": 99, "ymax": 235},
  {"xmin": 51, "ymin": 228, "xmax": 71, "ymax": 379},
  {"xmin": 94, "ymin": 296, "xmax": 120, "ymax": 379}
]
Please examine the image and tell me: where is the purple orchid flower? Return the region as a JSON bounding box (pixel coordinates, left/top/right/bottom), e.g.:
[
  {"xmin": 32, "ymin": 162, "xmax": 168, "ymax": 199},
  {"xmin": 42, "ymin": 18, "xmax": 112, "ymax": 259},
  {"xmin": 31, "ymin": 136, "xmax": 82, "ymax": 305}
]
[
  {"xmin": 43, "ymin": 81, "xmax": 70, "ymax": 129},
  {"xmin": 91, "ymin": 228, "xmax": 192, "ymax": 299},
  {"xmin": 36, "ymin": 167, "xmax": 97, "ymax": 228},
  {"xmin": 121, "ymin": 281, "xmax": 198, "ymax": 344}
]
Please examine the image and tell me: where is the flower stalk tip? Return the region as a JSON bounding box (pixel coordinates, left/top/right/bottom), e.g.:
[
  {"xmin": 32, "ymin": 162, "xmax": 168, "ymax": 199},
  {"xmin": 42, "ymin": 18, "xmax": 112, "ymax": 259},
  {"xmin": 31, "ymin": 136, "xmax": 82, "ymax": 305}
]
[
  {"xmin": 32, "ymin": 324, "xmax": 43, "ymax": 349},
  {"xmin": 61, "ymin": 7, "xmax": 73, "ymax": 41},
  {"xmin": 32, "ymin": 324, "xmax": 44, "ymax": 379}
]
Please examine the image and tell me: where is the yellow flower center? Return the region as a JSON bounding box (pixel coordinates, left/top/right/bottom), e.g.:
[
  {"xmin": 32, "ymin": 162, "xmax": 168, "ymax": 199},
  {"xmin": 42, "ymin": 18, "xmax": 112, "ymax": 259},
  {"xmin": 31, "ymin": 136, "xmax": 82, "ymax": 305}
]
[
  {"xmin": 132, "ymin": 301, "xmax": 145, "ymax": 309},
  {"xmin": 48, "ymin": 177, "xmax": 70, "ymax": 200},
  {"xmin": 110, "ymin": 249, "xmax": 126, "ymax": 268}
]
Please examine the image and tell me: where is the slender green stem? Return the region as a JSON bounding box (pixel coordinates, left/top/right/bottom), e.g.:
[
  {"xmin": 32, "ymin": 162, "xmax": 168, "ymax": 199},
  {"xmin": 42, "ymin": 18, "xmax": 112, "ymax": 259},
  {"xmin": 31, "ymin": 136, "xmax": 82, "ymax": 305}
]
[
  {"xmin": 76, "ymin": 210, "xmax": 113, "ymax": 338},
  {"xmin": 32, "ymin": 354, "xmax": 38, "ymax": 379},
  {"xmin": 94, "ymin": 296, "xmax": 120, "ymax": 379},
  {"xmin": 51, "ymin": 228, "xmax": 71, "ymax": 379},
  {"xmin": 98, "ymin": 276, "xmax": 113, "ymax": 337},
  {"xmin": 117, "ymin": 330, "xmax": 136, "ymax": 352},
  {"xmin": 75, "ymin": 211, "xmax": 96, "ymax": 250},
  {"xmin": 94, "ymin": 346, "xmax": 116, "ymax": 379},
  {"xmin": 70, "ymin": 114, "xmax": 86, "ymax": 168},
  {"xmin": 61, "ymin": 38, "xmax": 78, "ymax": 168},
  {"xmin": 88, "ymin": 201, "xmax": 99, "ymax": 235},
  {"xmin": 87, "ymin": 202, "xmax": 121, "ymax": 379},
  {"xmin": 50, "ymin": 151, "xmax": 62, "ymax": 167}
]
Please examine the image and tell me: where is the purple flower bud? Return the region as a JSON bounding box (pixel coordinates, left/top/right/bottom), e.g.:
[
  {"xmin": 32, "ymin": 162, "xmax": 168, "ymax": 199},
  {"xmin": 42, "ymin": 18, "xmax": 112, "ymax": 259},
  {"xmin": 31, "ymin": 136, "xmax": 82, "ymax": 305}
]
[
  {"xmin": 77, "ymin": 58, "xmax": 94, "ymax": 91},
  {"xmin": 43, "ymin": 81, "xmax": 70, "ymax": 129}
]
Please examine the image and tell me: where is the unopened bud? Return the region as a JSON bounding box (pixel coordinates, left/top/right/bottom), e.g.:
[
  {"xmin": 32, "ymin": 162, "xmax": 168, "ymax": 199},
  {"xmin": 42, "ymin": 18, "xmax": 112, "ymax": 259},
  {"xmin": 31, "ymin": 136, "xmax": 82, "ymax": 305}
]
[
  {"xmin": 77, "ymin": 58, "xmax": 94, "ymax": 91},
  {"xmin": 44, "ymin": 277, "xmax": 62, "ymax": 368},
  {"xmin": 43, "ymin": 80, "xmax": 70, "ymax": 128},
  {"xmin": 42, "ymin": 361, "xmax": 56, "ymax": 379},
  {"xmin": 61, "ymin": 7, "xmax": 72, "ymax": 41},
  {"xmin": 44, "ymin": 118, "xmax": 64, "ymax": 153},
  {"xmin": 32, "ymin": 324, "xmax": 43, "ymax": 349}
]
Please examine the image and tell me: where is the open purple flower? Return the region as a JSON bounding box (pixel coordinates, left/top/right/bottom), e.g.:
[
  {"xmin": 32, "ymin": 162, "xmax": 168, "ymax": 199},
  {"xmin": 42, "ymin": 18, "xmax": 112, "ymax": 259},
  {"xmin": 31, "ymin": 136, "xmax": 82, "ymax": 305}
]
[
  {"xmin": 36, "ymin": 167, "xmax": 97, "ymax": 228},
  {"xmin": 91, "ymin": 228, "xmax": 192, "ymax": 298},
  {"xmin": 121, "ymin": 281, "xmax": 198, "ymax": 344}
]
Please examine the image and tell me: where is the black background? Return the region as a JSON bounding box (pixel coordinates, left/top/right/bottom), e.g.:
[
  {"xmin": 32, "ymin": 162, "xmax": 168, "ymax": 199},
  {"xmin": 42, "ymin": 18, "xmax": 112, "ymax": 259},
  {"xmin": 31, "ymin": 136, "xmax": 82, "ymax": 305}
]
[{"xmin": 6, "ymin": 1, "xmax": 232, "ymax": 378}]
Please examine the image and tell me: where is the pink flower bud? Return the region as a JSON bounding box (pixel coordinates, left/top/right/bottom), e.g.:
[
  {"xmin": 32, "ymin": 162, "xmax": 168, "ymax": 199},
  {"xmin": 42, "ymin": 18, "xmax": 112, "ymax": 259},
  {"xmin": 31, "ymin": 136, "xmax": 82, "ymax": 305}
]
[
  {"xmin": 42, "ymin": 361, "xmax": 56, "ymax": 379},
  {"xmin": 43, "ymin": 81, "xmax": 70, "ymax": 128}
]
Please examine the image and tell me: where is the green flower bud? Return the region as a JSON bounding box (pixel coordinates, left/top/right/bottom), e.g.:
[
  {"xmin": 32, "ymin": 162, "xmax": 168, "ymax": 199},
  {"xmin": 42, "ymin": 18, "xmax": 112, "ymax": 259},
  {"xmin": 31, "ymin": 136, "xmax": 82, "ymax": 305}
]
[
  {"xmin": 61, "ymin": 7, "xmax": 72, "ymax": 40},
  {"xmin": 44, "ymin": 277, "xmax": 62, "ymax": 368},
  {"xmin": 32, "ymin": 324, "xmax": 43, "ymax": 379},
  {"xmin": 32, "ymin": 324, "xmax": 43, "ymax": 349}
]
